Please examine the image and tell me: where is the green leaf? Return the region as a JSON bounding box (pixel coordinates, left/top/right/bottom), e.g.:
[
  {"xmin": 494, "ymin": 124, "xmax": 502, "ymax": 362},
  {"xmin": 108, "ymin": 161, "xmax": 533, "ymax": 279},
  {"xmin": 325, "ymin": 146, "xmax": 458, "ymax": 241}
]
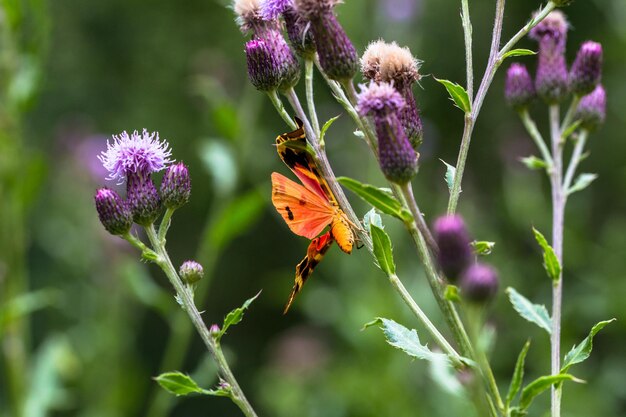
[
  {"xmin": 561, "ymin": 319, "xmax": 616, "ymax": 373},
  {"xmin": 208, "ymin": 191, "xmax": 265, "ymax": 251},
  {"xmin": 520, "ymin": 155, "xmax": 547, "ymax": 171},
  {"xmin": 219, "ymin": 292, "xmax": 261, "ymax": 341},
  {"xmin": 370, "ymin": 224, "xmax": 395, "ymax": 275},
  {"xmin": 519, "ymin": 374, "xmax": 578, "ymax": 410},
  {"xmin": 567, "ymin": 173, "xmax": 598, "ymax": 196},
  {"xmin": 199, "ymin": 140, "xmax": 238, "ymax": 197},
  {"xmin": 435, "ymin": 78, "xmax": 471, "ymax": 113},
  {"xmin": 471, "ymin": 241, "xmax": 495, "ymax": 255},
  {"xmin": 320, "ymin": 115, "xmax": 340, "ymax": 145},
  {"xmin": 506, "ymin": 340, "xmax": 531, "ymax": 407},
  {"xmin": 532, "ymin": 228, "xmax": 562, "ymax": 282},
  {"xmin": 338, "ymin": 176, "xmax": 412, "ymax": 222},
  {"xmin": 365, "ymin": 318, "xmax": 446, "ymax": 363},
  {"xmin": 363, "ymin": 208, "xmax": 383, "ymax": 231},
  {"xmin": 155, "ymin": 372, "xmax": 212, "ymax": 396},
  {"xmin": 440, "ymin": 159, "xmax": 457, "ymax": 193},
  {"xmin": 501, "ymin": 48, "xmax": 536, "ymax": 61},
  {"xmin": 506, "ymin": 287, "xmax": 552, "ymax": 334},
  {"xmin": 353, "ymin": 130, "xmax": 365, "ymax": 139},
  {"xmin": 562, "ymin": 119, "xmax": 582, "ymax": 140}
]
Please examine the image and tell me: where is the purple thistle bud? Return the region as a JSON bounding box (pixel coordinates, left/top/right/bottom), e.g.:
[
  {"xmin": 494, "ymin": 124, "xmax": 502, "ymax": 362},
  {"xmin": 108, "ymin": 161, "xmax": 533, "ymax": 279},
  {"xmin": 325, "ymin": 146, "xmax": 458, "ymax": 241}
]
[
  {"xmin": 94, "ymin": 187, "xmax": 133, "ymax": 236},
  {"xmin": 569, "ymin": 41, "xmax": 603, "ymax": 96},
  {"xmin": 264, "ymin": 29, "xmax": 301, "ymax": 91},
  {"xmin": 357, "ymin": 82, "xmax": 418, "ymax": 184},
  {"xmin": 295, "ymin": 0, "xmax": 358, "ymax": 81},
  {"xmin": 179, "ymin": 260, "xmax": 204, "ymax": 284},
  {"xmin": 160, "ymin": 162, "xmax": 191, "ymax": 210},
  {"xmin": 530, "ymin": 11, "xmax": 569, "ymax": 103},
  {"xmin": 283, "ymin": 4, "xmax": 316, "ymax": 58},
  {"xmin": 99, "ymin": 130, "xmax": 173, "ymax": 184},
  {"xmin": 505, "ymin": 63, "xmax": 536, "ymax": 109},
  {"xmin": 576, "ymin": 84, "xmax": 606, "ymax": 130},
  {"xmin": 210, "ymin": 324, "xmax": 221, "ymax": 336},
  {"xmin": 261, "ymin": 0, "xmax": 292, "ymax": 20},
  {"xmin": 460, "ymin": 263, "xmax": 499, "ymax": 304},
  {"xmin": 433, "ymin": 215, "xmax": 472, "ymax": 282},
  {"xmin": 245, "ymin": 39, "xmax": 283, "ymax": 91},
  {"xmin": 127, "ymin": 171, "xmax": 162, "ymax": 226}
]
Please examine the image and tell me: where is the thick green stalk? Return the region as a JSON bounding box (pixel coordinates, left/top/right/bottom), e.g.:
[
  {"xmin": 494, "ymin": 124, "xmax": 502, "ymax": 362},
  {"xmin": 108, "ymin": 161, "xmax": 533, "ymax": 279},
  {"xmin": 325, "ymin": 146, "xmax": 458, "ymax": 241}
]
[
  {"xmin": 267, "ymin": 90, "xmax": 297, "ymax": 130},
  {"xmin": 519, "ymin": 109, "xmax": 554, "ymax": 168},
  {"xmin": 305, "ymin": 59, "xmax": 320, "ymax": 137},
  {"xmin": 143, "ymin": 226, "xmax": 258, "ymax": 417}
]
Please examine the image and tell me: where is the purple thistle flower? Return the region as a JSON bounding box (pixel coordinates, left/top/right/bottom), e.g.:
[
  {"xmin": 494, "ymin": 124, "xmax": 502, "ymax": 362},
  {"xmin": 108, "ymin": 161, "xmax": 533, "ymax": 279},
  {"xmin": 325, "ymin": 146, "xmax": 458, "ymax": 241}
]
[
  {"xmin": 569, "ymin": 41, "xmax": 603, "ymax": 96},
  {"xmin": 576, "ymin": 84, "xmax": 606, "ymax": 130},
  {"xmin": 99, "ymin": 130, "xmax": 172, "ymax": 184},
  {"xmin": 357, "ymin": 82, "xmax": 418, "ymax": 184},
  {"xmin": 460, "ymin": 263, "xmax": 499, "ymax": 304},
  {"xmin": 160, "ymin": 162, "xmax": 191, "ymax": 210},
  {"xmin": 245, "ymin": 39, "xmax": 283, "ymax": 91},
  {"xmin": 261, "ymin": 0, "xmax": 293, "ymax": 20},
  {"xmin": 295, "ymin": 0, "xmax": 358, "ymax": 81},
  {"xmin": 179, "ymin": 260, "xmax": 204, "ymax": 284},
  {"xmin": 264, "ymin": 29, "xmax": 301, "ymax": 91},
  {"xmin": 94, "ymin": 187, "xmax": 133, "ymax": 236},
  {"xmin": 433, "ymin": 215, "xmax": 473, "ymax": 282},
  {"xmin": 127, "ymin": 171, "xmax": 162, "ymax": 226},
  {"xmin": 529, "ymin": 11, "xmax": 569, "ymax": 103},
  {"xmin": 505, "ymin": 63, "xmax": 535, "ymax": 109},
  {"xmin": 283, "ymin": 4, "xmax": 316, "ymax": 58}
]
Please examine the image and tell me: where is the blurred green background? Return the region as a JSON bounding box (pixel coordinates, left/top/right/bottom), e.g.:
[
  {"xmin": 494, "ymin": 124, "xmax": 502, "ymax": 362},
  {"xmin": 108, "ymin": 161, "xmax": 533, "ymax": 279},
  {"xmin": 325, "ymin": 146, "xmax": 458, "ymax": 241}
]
[{"xmin": 1, "ymin": 0, "xmax": 624, "ymax": 416}]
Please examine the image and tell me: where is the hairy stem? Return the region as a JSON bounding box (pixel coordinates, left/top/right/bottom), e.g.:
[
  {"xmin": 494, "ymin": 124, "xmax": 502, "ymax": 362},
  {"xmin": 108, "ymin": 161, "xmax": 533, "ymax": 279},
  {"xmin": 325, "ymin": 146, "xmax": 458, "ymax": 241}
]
[
  {"xmin": 267, "ymin": 90, "xmax": 297, "ymax": 130},
  {"xmin": 461, "ymin": 0, "xmax": 474, "ymax": 99},
  {"xmin": 549, "ymin": 105, "xmax": 564, "ymax": 417},
  {"xmin": 519, "ymin": 109, "xmax": 554, "ymax": 168},
  {"xmin": 396, "ymin": 183, "xmax": 437, "ymax": 256},
  {"xmin": 144, "ymin": 225, "xmax": 258, "ymax": 417},
  {"xmin": 158, "ymin": 208, "xmax": 175, "ymax": 243},
  {"xmin": 561, "ymin": 96, "xmax": 582, "ymax": 134},
  {"xmin": 562, "ymin": 130, "xmax": 588, "ymax": 192},
  {"xmin": 305, "ymin": 59, "xmax": 321, "ymax": 137}
]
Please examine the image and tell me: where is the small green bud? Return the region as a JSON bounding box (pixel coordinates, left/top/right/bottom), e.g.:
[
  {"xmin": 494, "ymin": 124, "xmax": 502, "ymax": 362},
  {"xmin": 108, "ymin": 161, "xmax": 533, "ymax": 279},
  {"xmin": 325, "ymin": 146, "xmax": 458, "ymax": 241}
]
[{"xmin": 179, "ymin": 260, "xmax": 204, "ymax": 284}]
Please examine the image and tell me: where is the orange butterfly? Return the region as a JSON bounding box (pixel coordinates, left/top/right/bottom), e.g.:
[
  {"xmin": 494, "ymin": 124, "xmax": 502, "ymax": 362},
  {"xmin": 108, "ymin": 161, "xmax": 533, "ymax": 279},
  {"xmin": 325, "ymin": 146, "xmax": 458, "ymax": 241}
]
[{"xmin": 271, "ymin": 119, "xmax": 354, "ymax": 313}]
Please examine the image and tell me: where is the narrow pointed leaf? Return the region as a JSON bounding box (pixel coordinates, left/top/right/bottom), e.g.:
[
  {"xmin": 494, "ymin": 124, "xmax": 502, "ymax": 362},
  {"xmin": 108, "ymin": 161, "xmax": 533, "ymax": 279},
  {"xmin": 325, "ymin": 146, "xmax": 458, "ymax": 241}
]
[
  {"xmin": 519, "ymin": 374, "xmax": 578, "ymax": 410},
  {"xmin": 506, "ymin": 340, "xmax": 531, "ymax": 406},
  {"xmin": 155, "ymin": 372, "xmax": 207, "ymax": 396},
  {"xmin": 435, "ymin": 78, "xmax": 471, "ymax": 113},
  {"xmin": 338, "ymin": 176, "xmax": 412, "ymax": 222},
  {"xmin": 219, "ymin": 291, "xmax": 261, "ymax": 341},
  {"xmin": 520, "ymin": 155, "xmax": 547, "ymax": 171},
  {"xmin": 501, "ymin": 49, "xmax": 536, "ymax": 61},
  {"xmin": 567, "ymin": 173, "xmax": 598, "ymax": 196},
  {"xmin": 370, "ymin": 224, "xmax": 395, "ymax": 275},
  {"xmin": 561, "ymin": 319, "xmax": 616, "ymax": 372},
  {"xmin": 366, "ymin": 317, "xmax": 447, "ymax": 363},
  {"xmin": 320, "ymin": 115, "xmax": 340, "ymax": 144},
  {"xmin": 506, "ymin": 287, "xmax": 552, "ymax": 334},
  {"xmin": 532, "ymin": 228, "xmax": 561, "ymax": 282},
  {"xmin": 471, "ymin": 240, "xmax": 495, "ymax": 255}
]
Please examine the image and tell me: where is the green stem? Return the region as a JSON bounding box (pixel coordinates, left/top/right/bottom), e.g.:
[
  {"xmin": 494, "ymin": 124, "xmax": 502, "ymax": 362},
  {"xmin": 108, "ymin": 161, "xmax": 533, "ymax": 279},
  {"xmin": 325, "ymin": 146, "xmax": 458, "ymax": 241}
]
[
  {"xmin": 305, "ymin": 59, "xmax": 320, "ymax": 137},
  {"xmin": 519, "ymin": 109, "xmax": 554, "ymax": 168},
  {"xmin": 144, "ymin": 225, "xmax": 259, "ymax": 417},
  {"xmin": 267, "ymin": 90, "xmax": 297, "ymax": 130},
  {"xmin": 562, "ymin": 130, "xmax": 588, "ymax": 192},
  {"xmin": 460, "ymin": 0, "xmax": 474, "ymax": 99},
  {"xmin": 560, "ymin": 96, "xmax": 582, "ymax": 134},
  {"xmin": 396, "ymin": 183, "xmax": 437, "ymax": 256},
  {"xmin": 158, "ymin": 208, "xmax": 175, "ymax": 244}
]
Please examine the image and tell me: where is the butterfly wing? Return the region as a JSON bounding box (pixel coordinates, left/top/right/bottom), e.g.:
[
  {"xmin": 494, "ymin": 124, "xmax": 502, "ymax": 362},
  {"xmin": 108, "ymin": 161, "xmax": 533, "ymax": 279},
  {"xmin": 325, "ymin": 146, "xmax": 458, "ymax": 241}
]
[
  {"xmin": 271, "ymin": 172, "xmax": 336, "ymax": 239},
  {"xmin": 283, "ymin": 231, "xmax": 334, "ymax": 314}
]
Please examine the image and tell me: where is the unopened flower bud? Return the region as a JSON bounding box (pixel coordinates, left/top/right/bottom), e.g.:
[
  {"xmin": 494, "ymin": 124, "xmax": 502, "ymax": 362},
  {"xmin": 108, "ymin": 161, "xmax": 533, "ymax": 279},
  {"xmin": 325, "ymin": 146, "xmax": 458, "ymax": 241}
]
[
  {"xmin": 357, "ymin": 82, "xmax": 418, "ymax": 184},
  {"xmin": 433, "ymin": 215, "xmax": 472, "ymax": 282},
  {"xmin": 569, "ymin": 41, "xmax": 603, "ymax": 96},
  {"xmin": 460, "ymin": 263, "xmax": 499, "ymax": 303},
  {"xmin": 160, "ymin": 162, "xmax": 191, "ymax": 209},
  {"xmin": 295, "ymin": 0, "xmax": 358, "ymax": 81},
  {"xmin": 210, "ymin": 324, "xmax": 221, "ymax": 336},
  {"xmin": 127, "ymin": 171, "xmax": 162, "ymax": 226},
  {"xmin": 264, "ymin": 30, "xmax": 301, "ymax": 91},
  {"xmin": 245, "ymin": 39, "xmax": 283, "ymax": 91},
  {"xmin": 505, "ymin": 63, "xmax": 535, "ymax": 109},
  {"xmin": 361, "ymin": 40, "xmax": 423, "ymax": 149},
  {"xmin": 576, "ymin": 84, "xmax": 606, "ymax": 131},
  {"xmin": 179, "ymin": 260, "xmax": 204, "ymax": 284},
  {"xmin": 530, "ymin": 11, "xmax": 569, "ymax": 103},
  {"xmin": 94, "ymin": 188, "xmax": 133, "ymax": 236},
  {"xmin": 283, "ymin": 4, "xmax": 316, "ymax": 58}
]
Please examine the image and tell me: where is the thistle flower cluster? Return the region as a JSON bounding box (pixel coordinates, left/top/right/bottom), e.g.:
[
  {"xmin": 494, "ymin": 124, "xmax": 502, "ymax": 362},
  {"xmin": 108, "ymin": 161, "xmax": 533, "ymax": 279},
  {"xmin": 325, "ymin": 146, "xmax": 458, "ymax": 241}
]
[
  {"xmin": 505, "ymin": 11, "xmax": 604, "ymax": 114},
  {"xmin": 433, "ymin": 215, "xmax": 499, "ymax": 304},
  {"xmin": 94, "ymin": 130, "xmax": 191, "ymax": 234}
]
